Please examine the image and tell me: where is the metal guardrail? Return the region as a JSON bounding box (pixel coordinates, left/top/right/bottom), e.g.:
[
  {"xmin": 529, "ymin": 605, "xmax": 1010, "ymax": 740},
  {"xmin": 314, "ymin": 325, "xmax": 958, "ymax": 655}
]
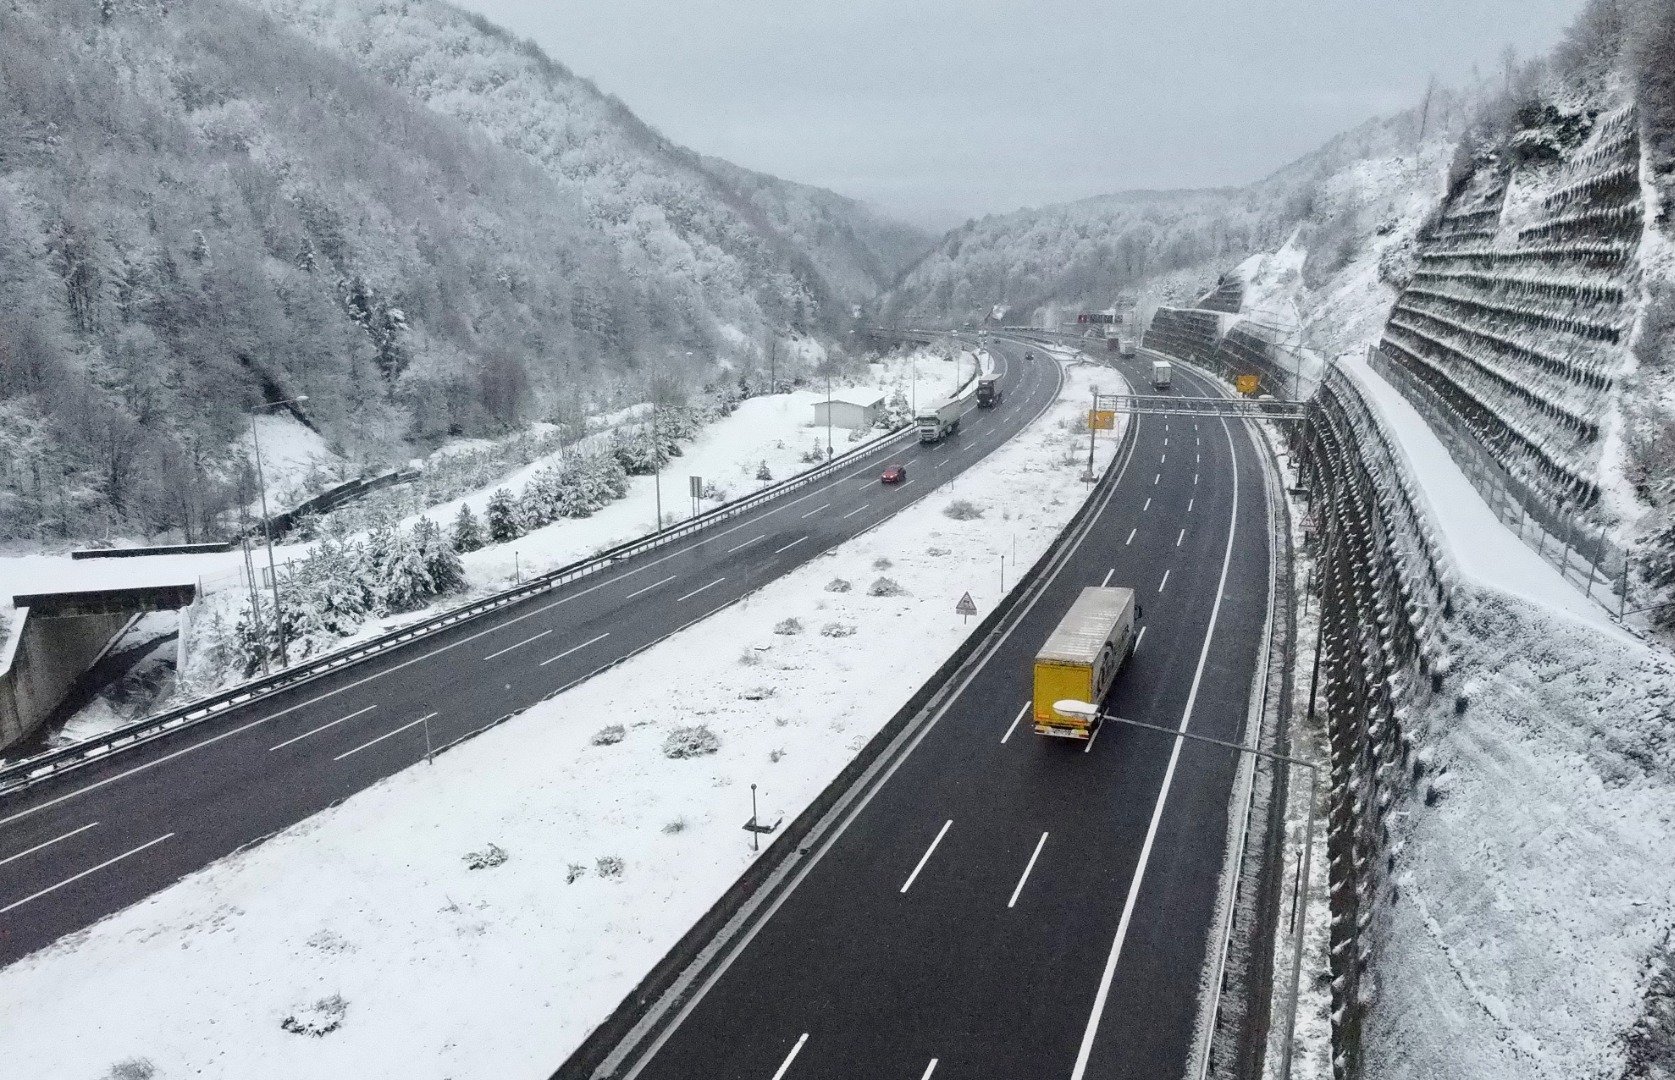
[{"xmin": 0, "ymin": 418, "xmax": 926, "ymax": 797}]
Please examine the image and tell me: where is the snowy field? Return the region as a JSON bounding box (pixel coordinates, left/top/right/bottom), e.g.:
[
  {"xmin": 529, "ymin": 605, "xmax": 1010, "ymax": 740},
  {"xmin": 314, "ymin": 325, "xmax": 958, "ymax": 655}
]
[{"xmin": 0, "ymin": 359, "xmax": 1129, "ymax": 1080}]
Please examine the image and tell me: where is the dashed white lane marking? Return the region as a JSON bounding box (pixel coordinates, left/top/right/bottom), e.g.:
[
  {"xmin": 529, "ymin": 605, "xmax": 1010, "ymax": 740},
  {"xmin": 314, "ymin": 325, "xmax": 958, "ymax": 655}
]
[
  {"xmin": 1158, "ymin": 569, "xmax": 1171, "ymax": 593},
  {"xmin": 729, "ymin": 534, "xmax": 766, "ymax": 553},
  {"xmin": 333, "ymin": 712, "xmax": 436, "ymax": 762},
  {"xmin": 1188, "ymin": 497, "xmax": 1195, "ymax": 513},
  {"xmin": 900, "ymin": 819, "xmax": 953, "ymax": 894},
  {"xmin": 1135, "ymin": 625, "xmax": 1148, "ymax": 650},
  {"xmin": 1161, "ymin": 454, "xmax": 1166, "ymax": 464},
  {"xmin": 0, "ymin": 821, "xmax": 99, "ymax": 868},
  {"xmin": 625, "ymin": 574, "xmax": 677, "ymax": 600},
  {"xmin": 539, "ymin": 631, "xmax": 611, "ymax": 667},
  {"xmin": 1125, "ymin": 528, "xmax": 1137, "ymax": 545},
  {"xmin": 269, "ymin": 704, "xmax": 379, "ymax": 751},
  {"xmin": 774, "ymin": 536, "xmax": 807, "ymax": 555},
  {"xmin": 482, "ymin": 629, "xmax": 552, "ymax": 661},
  {"xmin": 1177, "ymin": 529, "xmax": 1186, "ymax": 547},
  {"xmin": 676, "ymin": 577, "xmax": 726, "ymax": 603},
  {"xmin": 1143, "ymin": 497, "xmax": 1151, "ymax": 512},
  {"xmin": 920, "ymin": 1059, "xmax": 941, "ymax": 1080},
  {"xmin": 1001, "ymin": 701, "xmax": 1029, "ymax": 744},
  {"xmin": 1101, "ymin": 568, "xmax": 1115, "ymax": 586},
  {"xmin": 0, "ymin": 832, "xmax": 174, "ymax": 915},
  {"xmin": 897, "ymin": 479, "xmax": 916, "ymax": 490},
  {"xmin": 769, "ymin": 1033, "xmax": 809, "ymax": 1080},
  {"xmin": 800, "ymin": 503, "xmax": 830, "ymax": 519},
  {"xmin": 1194, "ymin": 473, "xmax": 1200, "ymax": 485},
  {"xmin": 1153, "ymin": 473, "xmax": 1160, "ymax": 485},
  {"xmin": 1008, "ymin": 832, "xmax": 1050, "ymax": 909},
  {"xmin": 842, "ymin": 505, "xmax": 868, "ymax": 519}
]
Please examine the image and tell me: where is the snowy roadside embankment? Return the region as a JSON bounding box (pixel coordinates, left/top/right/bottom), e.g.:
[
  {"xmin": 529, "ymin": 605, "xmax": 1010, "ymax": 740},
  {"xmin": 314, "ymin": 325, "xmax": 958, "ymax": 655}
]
[{"xmin": 0, "ymin": 359, "xmax": 1127, "ymax": 1080}]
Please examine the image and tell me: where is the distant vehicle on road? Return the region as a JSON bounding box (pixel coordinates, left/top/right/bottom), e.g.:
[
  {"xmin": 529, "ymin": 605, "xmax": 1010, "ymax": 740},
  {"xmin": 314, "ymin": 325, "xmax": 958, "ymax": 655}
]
[
  {"xmin": 1023, "ymin": 350, "xmax": 1035, "ymax": 361},
  {"xmin": 1106, "ymin": 337, "xmax": 1121, "ymax": 352},
  {"xmin": 915, "ymin": 398, "xmax": 961, "ymax": 443},
  {"xmin": 1151, "ymin": 360, "xmax": 1173, "ymax": 390},
  {"xmin": 976, "ymin": 374, "xmax": 1002, "ymax": 408},
  {"xmin": 1032, "ymin": 586, "xmax": 1138, "ymax": 741},
  {"xmin": 1120, "ymin": 338, "xmax": 1138, "ymax": 358},
  {"xmin": 881, "ymin": 464, "xmax": 907, "ymax": 484}
]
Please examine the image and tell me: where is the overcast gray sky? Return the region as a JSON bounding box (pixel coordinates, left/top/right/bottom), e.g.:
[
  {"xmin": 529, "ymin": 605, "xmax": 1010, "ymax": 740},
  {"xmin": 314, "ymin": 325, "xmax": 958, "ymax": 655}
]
[{"xmin": 447, "ymin": 0, "xmax": 1588, "ymax": 229}]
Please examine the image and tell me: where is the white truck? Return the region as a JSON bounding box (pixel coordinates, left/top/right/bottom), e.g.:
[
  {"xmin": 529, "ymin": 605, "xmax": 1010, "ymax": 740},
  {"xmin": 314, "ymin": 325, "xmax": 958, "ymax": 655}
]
[
  {"xmin": 1151, "ymin": 359, "xmax": 1173, "ymax": 390},
  {"xmin": 916, "ymin": 398, "xmax": 962, "ymax": 443}
]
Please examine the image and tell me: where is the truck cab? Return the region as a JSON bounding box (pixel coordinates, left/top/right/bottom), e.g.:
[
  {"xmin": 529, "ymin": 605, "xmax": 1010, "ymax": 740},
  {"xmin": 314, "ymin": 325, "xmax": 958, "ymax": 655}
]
[{"xmin": 976, "ymin": 374, "xmax": 1002, "ymax": 408}]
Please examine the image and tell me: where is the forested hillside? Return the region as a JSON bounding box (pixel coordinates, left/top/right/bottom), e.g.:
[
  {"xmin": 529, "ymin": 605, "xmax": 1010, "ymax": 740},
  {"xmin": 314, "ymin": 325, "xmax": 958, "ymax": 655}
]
[
  {"xmin": 0, "ymin": 0, "xmax": 924, "ymax": 546},
  {"xmin": 880, "ymin": 90, "xmax": 1481, "ymax": 324}
]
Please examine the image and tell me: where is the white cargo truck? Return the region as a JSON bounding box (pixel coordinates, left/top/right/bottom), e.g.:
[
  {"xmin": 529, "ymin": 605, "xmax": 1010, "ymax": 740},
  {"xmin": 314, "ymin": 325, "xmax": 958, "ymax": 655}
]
[
  {"xmin": 1151, "ymin": 360, "xmax": 1173, "ymax": 390},
  {"xmin": 916, "ymin": 397, "xmax": 962, "ymax": 443}
]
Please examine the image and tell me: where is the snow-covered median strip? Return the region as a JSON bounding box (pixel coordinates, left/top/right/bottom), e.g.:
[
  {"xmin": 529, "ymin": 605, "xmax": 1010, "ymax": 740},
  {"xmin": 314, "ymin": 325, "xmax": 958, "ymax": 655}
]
[{"xmin": 0, "ymin": 360, "xmax": 1128, "ymax": 1080}]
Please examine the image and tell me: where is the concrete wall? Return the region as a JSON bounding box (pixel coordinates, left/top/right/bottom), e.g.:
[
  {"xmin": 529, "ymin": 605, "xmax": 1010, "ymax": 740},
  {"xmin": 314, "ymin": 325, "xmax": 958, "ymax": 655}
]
[{"xmin": 0, "ymin": 607, "xmax": 132, "ymax": 752}]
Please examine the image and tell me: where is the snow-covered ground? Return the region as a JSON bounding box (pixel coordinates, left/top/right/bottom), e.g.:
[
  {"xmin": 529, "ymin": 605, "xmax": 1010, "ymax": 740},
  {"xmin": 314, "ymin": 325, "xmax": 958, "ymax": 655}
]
[{"xmin": 0, "ymin": 358, "xmax": 1127, "ymax": 1080}]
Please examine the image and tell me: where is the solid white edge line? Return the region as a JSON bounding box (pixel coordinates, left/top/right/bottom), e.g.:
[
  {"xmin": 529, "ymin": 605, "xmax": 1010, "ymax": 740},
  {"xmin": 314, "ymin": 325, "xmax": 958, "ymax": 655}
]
[
  {"xmin": 0, "ymin": 832, "xmax": 174, "ymax": 915},
  {"xmin": 899, "ymin": 819, "xmax": 953, "ymax": 894},
  {"xmin": 625, "ymin": 574, "xmax": 677, "ymax": 600},
  {"xmin": 773, "ymin": 536, "xmax": 807, "ymax": 554},
  {"xmin": 1069, "ymin": 406, "xmax": 1242, "ymax": 1080},
  {"xmin": 0, "ymin": 820, "xmax": 99, "ymax": 868},
  {"xmin": 1100, "ymin": 568, "xmax": 1115, "ymax": 586},
  {"xmin": 332, "ymin": 713, "xmax": 436, "ymax": 762},
  {"xmin": 728, "ymin": 535, "xmax": 766, "ymax": 553},
  {"xmin": 482, "ymin": 628, "xmax": 552, "ymax": 661},
  {"xmin": 1008, "ymin": 831, "xmax": 1050, "ymax": 909},
  {"xmin": 770, "ymin": 1033, "xmax": 809, "ymax": 1080},
  {"xmin": 539, "ymin": 631, "xmax": 611, "ymax": 667},
  {"xmin": 268, "ymin": 704, "xmax": 379, "ymax": 752},
  {"xmin": 676, "ymin": 578, "xmax": 726, "ymax": 603},
  {"xmin": 1158, "ymin": 569, "xmax": 1171, "ymax": 592},
  {"xmin": 1001, "ymin": 701, "xmax": 1029, "ymax": 744}
]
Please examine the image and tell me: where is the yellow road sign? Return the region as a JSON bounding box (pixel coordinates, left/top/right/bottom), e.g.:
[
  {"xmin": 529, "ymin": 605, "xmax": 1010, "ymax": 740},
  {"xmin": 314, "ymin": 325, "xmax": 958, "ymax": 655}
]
[
  {"xmin": 1088, "ymin": 409, "xmax": 1116, "ymax": 430},
  {"xmin": 1235, "ymin": 374, "xmax": 1261, "ymax": 396}
]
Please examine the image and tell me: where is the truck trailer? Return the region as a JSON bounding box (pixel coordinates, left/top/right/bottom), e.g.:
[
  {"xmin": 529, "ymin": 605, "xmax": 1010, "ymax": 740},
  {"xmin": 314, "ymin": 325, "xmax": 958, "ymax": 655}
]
[
  {"xmin": 976, "ymin": 374, "xmax": 1002, "ymax": 408},
  {"xmin": 916, "ymin": 397, "xmax": 962, "ymax": 442},
  {"xmin": 1151, "ymin": 360, "xmax": 1173, "ymax": 390},
  {"xmin": 1032, "ymin": 586, "xmax": 1138, "ymax": 740}
]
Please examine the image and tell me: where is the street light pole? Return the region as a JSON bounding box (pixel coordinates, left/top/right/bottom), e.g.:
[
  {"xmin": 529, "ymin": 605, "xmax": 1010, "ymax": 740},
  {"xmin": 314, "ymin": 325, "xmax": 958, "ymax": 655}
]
[
  {"xmin": 247, "ymin": 395, "xmax": 308, "ymax": 669},
  {"xmin": 825, "ymin": 368, "xmax": 833, "ymax": 458}
]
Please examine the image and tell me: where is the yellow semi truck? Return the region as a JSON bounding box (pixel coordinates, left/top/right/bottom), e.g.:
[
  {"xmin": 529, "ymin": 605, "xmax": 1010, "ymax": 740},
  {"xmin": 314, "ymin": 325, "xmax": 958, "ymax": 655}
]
[{"xmin": 1032, "ymin": 586, "xmax": 1138, "ymax": 740}]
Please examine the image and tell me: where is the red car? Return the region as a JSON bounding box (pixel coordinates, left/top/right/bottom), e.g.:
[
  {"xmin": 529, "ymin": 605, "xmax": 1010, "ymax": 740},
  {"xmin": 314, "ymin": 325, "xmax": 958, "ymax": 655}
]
[{"xmin": 881, "ymin": 464, "xmax": 907, "ymax": 484}]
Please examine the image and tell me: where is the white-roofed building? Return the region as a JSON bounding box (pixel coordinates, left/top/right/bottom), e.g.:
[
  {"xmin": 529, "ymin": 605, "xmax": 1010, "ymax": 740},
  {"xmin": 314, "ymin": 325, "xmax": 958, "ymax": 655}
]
[{"xmin": 810, "ymin": 390, "xmax": 885, "ymax": 432}]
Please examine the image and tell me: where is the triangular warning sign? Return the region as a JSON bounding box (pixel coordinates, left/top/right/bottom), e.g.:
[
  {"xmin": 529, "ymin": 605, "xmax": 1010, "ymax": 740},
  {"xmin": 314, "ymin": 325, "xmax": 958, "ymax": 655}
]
[{"xmin": 955, "ymin": 591, "xmax": 978, "ymax": 616}]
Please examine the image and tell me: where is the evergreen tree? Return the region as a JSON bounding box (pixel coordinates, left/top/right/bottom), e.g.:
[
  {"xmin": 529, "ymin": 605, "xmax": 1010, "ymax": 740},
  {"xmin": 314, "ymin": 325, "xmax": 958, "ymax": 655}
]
[
  {"xmin": 756, "ymin": 460, "xmax": 773, "ymax": 481},
  {"xmin": 485, "ymin": 488, "xmax": 520, "ymax": 543},
  {"xmin": 413, "ymin": 516, "xmax": 466, "ymax": 595},
  {"xmin": 376, "ymin": 527, "xmax": 435, "ymax": 614},
  {"xmin": 451, "ymin": 503, "xmax": 484, "ymax": 552}
]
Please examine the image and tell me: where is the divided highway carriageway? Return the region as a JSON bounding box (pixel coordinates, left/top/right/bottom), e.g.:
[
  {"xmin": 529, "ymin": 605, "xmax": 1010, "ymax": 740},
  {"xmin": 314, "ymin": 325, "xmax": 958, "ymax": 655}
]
[
  {"xmin": 0, "ymin": 341, "xmax": 1060, "ymax": 965},
  {"xmin": 584, "ymin": 355, "xmax": 1275, "ymax": 1080}
]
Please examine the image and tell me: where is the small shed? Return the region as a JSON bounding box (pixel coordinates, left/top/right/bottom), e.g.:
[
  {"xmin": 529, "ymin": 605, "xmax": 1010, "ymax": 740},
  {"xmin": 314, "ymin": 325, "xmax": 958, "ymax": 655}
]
[{"xmin": 811, "ymin": 390, "xmax": 885, "ymax": 432}]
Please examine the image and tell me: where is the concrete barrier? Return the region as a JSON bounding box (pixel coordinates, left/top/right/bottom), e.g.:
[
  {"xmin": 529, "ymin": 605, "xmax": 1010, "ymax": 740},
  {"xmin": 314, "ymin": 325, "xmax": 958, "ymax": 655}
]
[{"xmin": 0, "ymin": 608, "xmax": 133, "ymax": 752}]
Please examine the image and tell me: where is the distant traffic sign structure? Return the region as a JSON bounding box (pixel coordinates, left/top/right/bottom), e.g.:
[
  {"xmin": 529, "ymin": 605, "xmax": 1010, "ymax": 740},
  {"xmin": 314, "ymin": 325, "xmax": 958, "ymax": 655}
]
[
  {"xmin": 1087, "ymin": 409, "xmax": 1117, "ymax": 431},
  {"xmin": 1235, "ymin": 374, "xmax": 1261, "ymax": 396},
  {"xmin": 956, "ymin": 591, "xmax": 978, "ymax": 622}
]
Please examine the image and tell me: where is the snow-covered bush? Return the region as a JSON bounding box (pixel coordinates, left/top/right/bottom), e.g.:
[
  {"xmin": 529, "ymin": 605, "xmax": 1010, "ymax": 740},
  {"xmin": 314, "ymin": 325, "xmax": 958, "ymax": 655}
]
[
  {"xmin": 485, "ymin": 488, "xmax": 521, "ymax": 543},
  {"xmin": 756, "ymin": 461, "xmax": 773, "ymax": 481},
  {"xmin": 281, "ymin": 994, "xmax": 347, "ymax": 1037},
  {"xmin": 944, "ymin": 499, "xmax": 984, "ymax": 520},
  {"xmin": 451, "ymin": 503, "xmax": 484, "ymax": 552},
  {"xmin": 102, "ymin": 1060, "xmax": 155, "ymax": 1080},
  {"xmin": 825, "ymin": 577, "xmax": 852, "ymax": 592},
  {"xmin": 662, "ymin": 818, "xmax": 687, "ymax": 834},
  {"xmin": 800, "ymin": 440, "xmax": 825, "ymax": 463},
  {"xmin": 821, "ymin": 622, "xmax": 856, "ymax": 637},
  {"xmin": 595, "ymin": 855, "xmax": 625, "ymax": 878},
  {"xmin": 868, "ymin": 577, "xmax": 905, "ymax": 597},
  {"xmin": 872, "ymin": 556, "xmax": 893, "ymax": 570},
  {"xmin": 738, "ymin": 648, "xmax": 761, "ymax": 666},
  {"xmin": 663, "ymin": 725, "xmax": 721, "ymax": 758},
  {"xmin": 565, "ymin": 863, "xmax": 587, "ymax": 884},
  {"xmin": 769, "ymin": 748, "xmax": 786, "ymax": 763},
  {"xmin": 773, "ymin": 617, "xmax": 803, "ymax": 635},
  {"xmin": 590, "ymin": 724, "xmax": 626, "ymax": 746},
  {"xmin": 464, "ymin": 843, "xmax": 508, "ymax": 870}
]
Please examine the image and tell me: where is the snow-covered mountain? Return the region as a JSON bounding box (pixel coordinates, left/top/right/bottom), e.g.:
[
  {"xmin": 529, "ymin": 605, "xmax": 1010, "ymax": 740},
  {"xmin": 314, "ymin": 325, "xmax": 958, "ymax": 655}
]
[{"xmin": 0, "ymin": 0, "xmax": 926, "ymax": 545}]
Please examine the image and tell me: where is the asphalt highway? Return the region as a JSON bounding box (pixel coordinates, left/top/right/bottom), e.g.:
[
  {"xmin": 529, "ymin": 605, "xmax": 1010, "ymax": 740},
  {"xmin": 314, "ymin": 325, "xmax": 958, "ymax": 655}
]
[
  {"xmin": 0, "ymin": 340, "xmax": 1061, "ymax": 966},
  {"xmin": 596, "ymin": 357, "xmax": 1273, "ymax": 1080}
]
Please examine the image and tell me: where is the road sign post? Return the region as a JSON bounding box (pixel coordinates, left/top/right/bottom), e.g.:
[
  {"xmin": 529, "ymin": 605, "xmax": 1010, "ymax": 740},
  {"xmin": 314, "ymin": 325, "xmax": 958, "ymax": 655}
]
[
  {"xmin": 689, "ymin": 475, "xmax": 702, "ymax": 518},
  {"xmin": 956, "ymin": 591, "xmax": 978, "ymax": 623}
]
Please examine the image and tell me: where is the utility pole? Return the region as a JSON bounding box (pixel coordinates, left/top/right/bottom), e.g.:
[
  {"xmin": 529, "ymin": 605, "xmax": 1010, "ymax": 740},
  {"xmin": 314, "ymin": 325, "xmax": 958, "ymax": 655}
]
[
  {"xmin": 248, "ymin": 395, "xmax": 308, "ymax": 668},
  {"xmin": 768, "ymin": 337, "xmax": 777, "ymax": 395},
  {"xmin": 825, "ymin": 368, "xmax": 833, "ymax": 458},
  {"xmin": 651, "ymin": 399, "xmax": 663, "ymax": 531}
]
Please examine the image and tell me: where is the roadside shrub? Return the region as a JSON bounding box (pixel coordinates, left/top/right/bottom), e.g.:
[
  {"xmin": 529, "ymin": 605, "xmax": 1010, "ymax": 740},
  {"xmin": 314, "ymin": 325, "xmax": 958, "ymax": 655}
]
[
  {"xmin": 662, "ymin": 818, "xmax": 687, "ymax": 834},
  {"xmin": 281, "ymin": 994, "xmax": 348, "ymax": 1037},
  {"xmin": 869, "ymin": 577, "xmax": 905, "ymax": 597},
  {"xmin": 872, "ymin": 556, "xmax": 893, "ymax": 570},
  {"xmin": 821, "ymin": 622, "xmax": 857, "ymax": 638},
  {"xmin": 769, "ymin": 748, "xmax": 786, "ymax": 763},
  {"xmin": 738, "ymin": 648, "xmax": 761, "ymax": 666},
  {"xmin": 825, "ymin": 577, "xmax": 852, "ymax": 592},
  {"xmin": 773, "ymin": 617, "xmax": 803, "ymax": 635},
  {"xmin": 590, "ymin": 723, "xmax": 626, "ymax": 746},
  {"xmin": 756, "ymin": 461, "xmax": 773, "ymax": 481},
  {"xmin": 663, "ymin": 724, "xmax": 721, "ymax": 758},
  {"xmin": 944, "ymin": 499, "xmax": 984, "ymax": 520},
  {"xmin": 595, "ymin": 855, "xmax": 625, "ymax": 878},
  {"xmin": 565, "ymin": 862, "xmax": 587, "ymax": 884},
  {"xmin": 104, "ymin": 1061, "xmax": 156, "ymax": 1080}
]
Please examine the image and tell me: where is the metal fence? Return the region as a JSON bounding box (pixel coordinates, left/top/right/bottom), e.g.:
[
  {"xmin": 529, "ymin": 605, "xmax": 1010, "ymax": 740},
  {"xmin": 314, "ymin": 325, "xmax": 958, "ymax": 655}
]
[{"xmin": 1366, "ymin": 345, "xmax": 1633, "ymax": 617}]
